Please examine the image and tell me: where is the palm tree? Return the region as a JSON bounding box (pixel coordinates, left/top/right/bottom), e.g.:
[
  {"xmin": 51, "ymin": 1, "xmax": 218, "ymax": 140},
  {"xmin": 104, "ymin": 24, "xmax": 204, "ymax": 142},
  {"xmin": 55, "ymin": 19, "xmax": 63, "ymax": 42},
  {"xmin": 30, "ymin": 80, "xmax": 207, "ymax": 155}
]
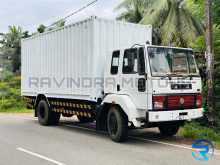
[
  {"xmin": 116, "ymin": 0, "xmax": 203, "ymax": 47},
  {"xmin": 116, "ymin": 0, "xmax": 150, "ymax": 23},
  {"xmin": 0, "ymin": 26, "xmax": 23, "ymax": 72}
]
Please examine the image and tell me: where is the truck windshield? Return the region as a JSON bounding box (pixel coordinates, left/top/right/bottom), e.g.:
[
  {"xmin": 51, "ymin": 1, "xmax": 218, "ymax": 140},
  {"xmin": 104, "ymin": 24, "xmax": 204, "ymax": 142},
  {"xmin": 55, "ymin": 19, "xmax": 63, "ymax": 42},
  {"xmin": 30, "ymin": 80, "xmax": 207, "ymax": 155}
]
[{"xmin": 148, "ymin": 47, "xmax": 199, "ymax": 77}]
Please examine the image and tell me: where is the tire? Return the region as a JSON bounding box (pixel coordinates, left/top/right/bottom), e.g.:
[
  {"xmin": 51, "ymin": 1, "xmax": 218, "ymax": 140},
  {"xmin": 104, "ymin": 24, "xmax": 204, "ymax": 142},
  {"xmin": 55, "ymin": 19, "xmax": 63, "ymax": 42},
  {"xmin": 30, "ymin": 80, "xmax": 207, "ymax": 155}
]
[
  {"xmin": 107, "ymin": 106, "xmax": 128, "ymax": 142},
  {"xmin": 37, "ymin": 100, "xmax": 60, "ymax": 126},
  {"xmin": 77, "ymin": 116, "xmax": 94, "ymax": 123},
  {"xmin": 158, "ymin": 123, "xmax": 180, "ymax": 137}
]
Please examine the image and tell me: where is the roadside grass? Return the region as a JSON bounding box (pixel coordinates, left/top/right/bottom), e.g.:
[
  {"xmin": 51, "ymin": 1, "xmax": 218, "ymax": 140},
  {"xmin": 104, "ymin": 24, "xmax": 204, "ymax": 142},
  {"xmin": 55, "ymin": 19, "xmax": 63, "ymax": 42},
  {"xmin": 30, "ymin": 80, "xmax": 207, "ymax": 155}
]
[
  {"xmin": 0, "ymin": 75, "xmax": 31, "ymax": 114},
  {"xmin": 178, "ymin": 122, "xmax": 220, "ymax": 149},
  {"xmin": 0, "ymin": 108, "xmax": 33, "ymax": 114}
]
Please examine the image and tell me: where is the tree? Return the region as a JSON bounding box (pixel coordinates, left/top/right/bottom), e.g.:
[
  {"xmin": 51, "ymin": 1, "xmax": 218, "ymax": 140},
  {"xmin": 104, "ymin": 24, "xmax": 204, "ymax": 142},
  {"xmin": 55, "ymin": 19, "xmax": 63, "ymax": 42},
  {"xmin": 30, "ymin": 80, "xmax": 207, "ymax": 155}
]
[
  {"xmin": 37, "ymin": 24, "xmax": 46, "ymax": 33},
  {"xmin": 115, "ymin": 0, "xmax": 150, "ymax": 23},
  {"xmin": 0, "ymin": 26, "xmax": 27, "ymax": 73},
  {"xmin": 23, "ymin": 31, "xmax": 30, "ymax": 38},
  {"xmin": 116, "ymin": 0, "xmax": 203, "ymax": 46},
  {"xmin": 140, "ymin": 0, "xmax": 204, "ymax": 47},
  {"xmin": 48, "ymin": 19, "xmax": 66, "ymax": 31},
  {"xmin": 54, "ymin": 19, "xmax": 65, "ymax": 28},
  {"xmin": 36, "ymin": 19, "xmax": 66, "ymax": 34},
  {"xmin": 205, "ymin": 0, "xmax": 215, "ymax": 122},
  {"xmin": 213, "ymin": 0, "xmax": 220, "ymax": 25},
  {"xmin": 188, "ymin": 0, "xmax": 220, "ymax": 58},
  {"xmin": 213, "ymin": 0, "xmax": 220, "ymax": 59},
  {"xmin": 186, "ymin": 0, "xmax": 205, "ymax": 21}
]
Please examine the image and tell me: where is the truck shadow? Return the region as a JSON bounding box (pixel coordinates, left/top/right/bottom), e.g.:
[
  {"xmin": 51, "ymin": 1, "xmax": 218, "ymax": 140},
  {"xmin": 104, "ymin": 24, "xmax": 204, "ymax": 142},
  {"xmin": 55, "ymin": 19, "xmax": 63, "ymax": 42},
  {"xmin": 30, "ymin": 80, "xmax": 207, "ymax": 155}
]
[{"xmin": 59, "ymin": 118, "xmax": 190, "ymax": 146}]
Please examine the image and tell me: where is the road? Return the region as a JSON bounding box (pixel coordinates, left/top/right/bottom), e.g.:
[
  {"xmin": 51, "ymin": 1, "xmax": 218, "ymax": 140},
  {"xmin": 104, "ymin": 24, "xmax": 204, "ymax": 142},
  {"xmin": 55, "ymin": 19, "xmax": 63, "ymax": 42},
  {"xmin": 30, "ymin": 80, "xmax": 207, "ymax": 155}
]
[{"xmin": 0, "ymin": 114, "xmax": 219, "ymax": 165}]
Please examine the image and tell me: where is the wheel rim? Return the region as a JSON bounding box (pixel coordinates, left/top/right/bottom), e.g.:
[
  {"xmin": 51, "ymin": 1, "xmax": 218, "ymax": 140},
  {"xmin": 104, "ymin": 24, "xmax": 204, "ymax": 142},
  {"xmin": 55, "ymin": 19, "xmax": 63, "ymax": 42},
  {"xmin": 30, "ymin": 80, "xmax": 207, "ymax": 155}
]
[
  {"xmin": 39, "ymin": 104, "xmax": 45, "ymax": 119},
  {"xmin": 109, "ymin": 113, "xmax": 118, "ymax": 135}
]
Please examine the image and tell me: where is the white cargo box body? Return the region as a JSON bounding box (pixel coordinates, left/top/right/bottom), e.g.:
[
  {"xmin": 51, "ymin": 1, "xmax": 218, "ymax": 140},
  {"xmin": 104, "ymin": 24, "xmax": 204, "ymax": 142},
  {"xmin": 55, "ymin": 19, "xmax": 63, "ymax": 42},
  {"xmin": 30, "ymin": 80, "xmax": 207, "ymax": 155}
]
[{"xmin": 21, "ymin": 17, "xmax": 152, "ymax": 102}]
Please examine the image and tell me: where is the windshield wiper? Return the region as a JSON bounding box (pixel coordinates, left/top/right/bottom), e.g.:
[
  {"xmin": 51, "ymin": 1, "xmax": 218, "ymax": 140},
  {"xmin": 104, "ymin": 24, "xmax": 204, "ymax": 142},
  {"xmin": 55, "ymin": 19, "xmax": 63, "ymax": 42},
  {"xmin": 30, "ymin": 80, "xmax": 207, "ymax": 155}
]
[
  {"xmin": 160, "ymin": 73, "xmax": 187, "ymax": 80},
  {"xmin": 188, "ymin": 73, "xmax": 200, "ymax": 77},
  {"xmin": 159, "ymin": 73, "xmax": 174, "ymax": 80}
]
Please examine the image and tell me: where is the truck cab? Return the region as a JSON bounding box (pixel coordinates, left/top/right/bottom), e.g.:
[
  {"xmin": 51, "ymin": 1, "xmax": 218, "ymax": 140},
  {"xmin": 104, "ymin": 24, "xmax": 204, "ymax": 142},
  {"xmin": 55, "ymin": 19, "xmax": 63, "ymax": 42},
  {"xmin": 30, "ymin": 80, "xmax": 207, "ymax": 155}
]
[{"xmin": 102, "ymin": 44, "xmax": 203, "ymax": 141}]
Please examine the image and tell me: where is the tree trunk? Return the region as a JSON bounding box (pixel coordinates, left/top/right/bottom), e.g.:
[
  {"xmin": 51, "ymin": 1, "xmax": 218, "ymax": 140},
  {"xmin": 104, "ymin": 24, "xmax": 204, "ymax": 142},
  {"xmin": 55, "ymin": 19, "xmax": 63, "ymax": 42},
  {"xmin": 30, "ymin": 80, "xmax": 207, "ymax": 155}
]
[{"xmin": 205, "ymin": 0, "xmax": 214, "ymax": 122}]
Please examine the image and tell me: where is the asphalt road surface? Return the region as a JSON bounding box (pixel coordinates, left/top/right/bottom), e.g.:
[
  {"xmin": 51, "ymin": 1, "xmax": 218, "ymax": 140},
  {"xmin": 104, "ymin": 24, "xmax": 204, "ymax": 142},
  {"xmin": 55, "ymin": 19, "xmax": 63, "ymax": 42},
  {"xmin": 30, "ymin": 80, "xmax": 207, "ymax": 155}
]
[{"xmin": 0, "ymin": 114, "xmax": 219, "ymax": 165}]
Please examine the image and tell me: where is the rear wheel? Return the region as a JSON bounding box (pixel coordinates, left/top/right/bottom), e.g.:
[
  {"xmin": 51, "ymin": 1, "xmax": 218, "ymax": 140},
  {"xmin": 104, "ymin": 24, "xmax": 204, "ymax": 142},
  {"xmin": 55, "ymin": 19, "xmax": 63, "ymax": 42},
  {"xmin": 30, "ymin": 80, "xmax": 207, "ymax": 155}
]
[
  {"xmin": 37, "ymin": 100, "xmax": 60, "ymax": 126},
  {"xmin": 158, "ymin": 123, "xmax": 180, "ymax": 137},
  {"xmin": 77, "ymin": 116, "xmax": 94, "ymax": 123},
  {"xmin": 107, "ymin": 106, "xmax": 128, "ymax": 142}
]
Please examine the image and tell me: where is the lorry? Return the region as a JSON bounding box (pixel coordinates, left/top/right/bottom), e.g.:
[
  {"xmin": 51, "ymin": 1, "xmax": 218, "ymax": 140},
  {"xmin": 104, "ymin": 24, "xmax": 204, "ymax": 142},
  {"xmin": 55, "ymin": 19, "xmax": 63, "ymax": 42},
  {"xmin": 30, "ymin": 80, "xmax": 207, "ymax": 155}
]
[{"xmin": 21, "ymin": 17, "xmax": 203, "ymax": 142}]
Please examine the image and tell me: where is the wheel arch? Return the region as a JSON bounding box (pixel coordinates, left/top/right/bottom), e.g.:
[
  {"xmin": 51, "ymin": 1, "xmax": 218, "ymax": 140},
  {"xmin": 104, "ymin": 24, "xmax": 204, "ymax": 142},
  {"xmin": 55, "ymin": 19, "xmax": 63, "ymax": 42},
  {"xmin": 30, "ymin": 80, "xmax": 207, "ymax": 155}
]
[{"xmin": 101, "ymin": 94, "xmax": 142, "ymax": 128}]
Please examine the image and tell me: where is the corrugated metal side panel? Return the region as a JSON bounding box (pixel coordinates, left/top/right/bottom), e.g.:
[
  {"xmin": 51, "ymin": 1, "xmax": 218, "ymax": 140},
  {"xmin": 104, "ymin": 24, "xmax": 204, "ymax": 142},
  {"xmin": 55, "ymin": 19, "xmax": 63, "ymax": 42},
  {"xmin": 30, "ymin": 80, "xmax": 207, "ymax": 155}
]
[
  {"xmin": 93, "ymin": 18, "xmax": 152, "ymax": 78},
  {"xmin": 22, "ymin": 19, "xmax": 95, "ymax": 100},
  {"xmin": 21, "ymin": 18, "xmax": 152, "ymax": 101},
  {"xmin": 91, "ymin": 18, "xmax": 152, "ymax": 97}
]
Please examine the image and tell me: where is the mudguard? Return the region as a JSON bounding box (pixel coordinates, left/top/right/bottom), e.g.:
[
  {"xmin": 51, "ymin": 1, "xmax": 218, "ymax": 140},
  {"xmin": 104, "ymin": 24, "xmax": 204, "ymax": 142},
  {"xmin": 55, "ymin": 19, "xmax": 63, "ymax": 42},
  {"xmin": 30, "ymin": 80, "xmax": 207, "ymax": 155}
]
[{"xmin": 102, "ymin": 94, "xmax": 144, "ymax": 127}]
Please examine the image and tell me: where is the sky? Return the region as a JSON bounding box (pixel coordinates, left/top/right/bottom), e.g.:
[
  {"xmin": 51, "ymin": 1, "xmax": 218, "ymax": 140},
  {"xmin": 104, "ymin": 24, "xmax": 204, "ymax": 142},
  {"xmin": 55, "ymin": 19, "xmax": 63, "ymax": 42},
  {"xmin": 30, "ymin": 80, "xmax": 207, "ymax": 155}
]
[{"xmin": 0, "ymin": 0, "xmax": 121, "ymax": 33}]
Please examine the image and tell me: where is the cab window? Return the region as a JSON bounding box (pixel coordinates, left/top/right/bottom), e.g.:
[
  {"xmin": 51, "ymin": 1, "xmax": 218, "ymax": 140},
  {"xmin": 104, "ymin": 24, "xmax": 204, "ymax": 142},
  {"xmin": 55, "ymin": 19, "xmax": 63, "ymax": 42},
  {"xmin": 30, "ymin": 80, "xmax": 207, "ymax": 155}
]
[
  {"xmin": 123, "ymin": 48, "xmax": 138, "ymax": 74},
  {"xmin": 138, "ymin": 47, "xmax": 145, "ymax": 75},
  {"xmin": 111, "ymin": 51, "xmax": 120, "ymax": 75},
  {"xmin": 123, "ymin": 48, "xmax": 145, "ymax": 74}
]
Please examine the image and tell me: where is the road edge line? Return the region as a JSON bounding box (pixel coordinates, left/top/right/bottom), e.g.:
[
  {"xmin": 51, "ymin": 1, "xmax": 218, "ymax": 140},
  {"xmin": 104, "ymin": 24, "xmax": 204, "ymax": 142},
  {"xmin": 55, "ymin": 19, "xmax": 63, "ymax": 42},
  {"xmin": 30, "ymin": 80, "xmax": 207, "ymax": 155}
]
[
  {"xmin": 64, "ymin": 124, "xmax": 220, "ymax": 156},
  {"xmin": 17, "ymin": 147, "xmax": 66, "ymax": 165}
]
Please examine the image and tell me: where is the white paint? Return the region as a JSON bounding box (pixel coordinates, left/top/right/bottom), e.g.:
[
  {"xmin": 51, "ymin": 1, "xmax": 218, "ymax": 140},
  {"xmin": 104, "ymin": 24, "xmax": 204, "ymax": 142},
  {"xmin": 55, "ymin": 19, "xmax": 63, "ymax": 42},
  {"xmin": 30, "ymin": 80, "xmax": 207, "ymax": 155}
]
[
  {"xmin": 148, "ymin": 108, "xmax": 203, "ymax": 122},
  {"xmin": 103, "ymin": 44, "xmax": 203, "ymax": 124},
  {"xmin": 129, "ymin": 136, "xmax": 220, "ymax": 156},
  {"xmin": 21, "ymin": 17, "xmax": 152, "ymax": 102},
  {"xmin": 102, "ymin": 94, "xmax": 145, "ymax": 127},
  {"xmin": 17, "ymin": 147, "xmax": 66, "ymax": 165}
]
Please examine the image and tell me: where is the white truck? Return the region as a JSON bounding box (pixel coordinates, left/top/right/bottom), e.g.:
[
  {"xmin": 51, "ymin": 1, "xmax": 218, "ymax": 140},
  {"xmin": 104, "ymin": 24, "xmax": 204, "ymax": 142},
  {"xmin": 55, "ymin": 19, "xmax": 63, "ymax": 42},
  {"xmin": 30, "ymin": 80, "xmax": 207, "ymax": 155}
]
[{"xmin": 21, "ymin": 17, "xmax": 203, "ymax": 142}]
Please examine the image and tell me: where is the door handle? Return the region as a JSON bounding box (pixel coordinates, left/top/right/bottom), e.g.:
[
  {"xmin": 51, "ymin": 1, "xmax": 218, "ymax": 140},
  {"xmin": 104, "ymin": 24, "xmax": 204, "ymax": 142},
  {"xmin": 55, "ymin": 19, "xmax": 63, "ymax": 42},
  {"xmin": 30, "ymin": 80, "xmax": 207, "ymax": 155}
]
[
  {"xmin": 138, "ymin": 78, "xmax": 146, "ymax": 92},
  {"xmin": 117, "ymin": 84, "xmax": 120, "ymax": 91}
]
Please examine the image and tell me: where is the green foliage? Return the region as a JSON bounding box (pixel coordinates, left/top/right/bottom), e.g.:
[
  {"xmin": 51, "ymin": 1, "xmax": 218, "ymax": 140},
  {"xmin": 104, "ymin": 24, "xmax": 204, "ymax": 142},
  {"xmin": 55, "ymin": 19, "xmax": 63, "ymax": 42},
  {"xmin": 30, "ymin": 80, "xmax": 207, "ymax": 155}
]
[
  {"xmin": 140, "ymin": 0, "xmax": 203, "ymax": 47},
  {"xmin": 0, "ymin": 70, "xmax": 14, "ymax": 81},
  {"xmin": 191, "ymin": 35, "xmax": 206, "ymax": 52},
  {"xmin": 55, "ymin": 19, "xmax": 65, "ymax": 28},
  {"xmin": 213, "ymin": 0, "xmax": 220, "ymax": 25},
  {"xmin": 0, "ymin": 76, "xmax": 25, "ymax": 111},
  {"xmin": 0, "ymin": 108, "xmax": 31, "ymax": 113},
  {"xmin": 37, "ymin": 24, "xmax": 46, "ymax": 33},
  {"xmin": 214, "ymin": 25, "xmax": 220, "ymax": 59},
  {"xmin": 115, "ymin": 0, "xmax": 150, "ymax": 23},
  {"xmin": 186, "ymin": 0, "xmax": 205, "ymax": 21},
  {"xmin": 48, "ymin": 19, "xmax": 66, "ymax": 32},
  {"xmin": 116, "ymin": 0, "xmax": 203, "ymax": 46},
  {"xmin": 23, "ymin": 31, "xmax": 30, "ymax": 38},
  {"xmin": 214, "ymin": 66, "xmax": 220, "ymax": 128},
  {"xmin": 187, "ymin": 0, "xmax": 219, "ymax": 25},
  {"xmin": 0, "ymin": 26, "xmax": 27, "ymax": 73},
  {"xmin": 179, "ymin": 122, "xmax": 220, "ymax": 141}
]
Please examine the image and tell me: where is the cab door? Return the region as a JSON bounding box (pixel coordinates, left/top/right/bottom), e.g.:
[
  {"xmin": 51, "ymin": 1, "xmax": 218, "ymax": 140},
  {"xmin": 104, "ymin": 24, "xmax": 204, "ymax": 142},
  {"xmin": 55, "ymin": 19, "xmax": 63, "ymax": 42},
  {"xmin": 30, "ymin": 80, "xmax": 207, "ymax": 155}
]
[
  {"xmin": 119, "ymin": 47, "xmax": 148, "ymax": 109},
  {"xmin": 105, "ymin": 50, "xmax": 121, "ymax": 94}
]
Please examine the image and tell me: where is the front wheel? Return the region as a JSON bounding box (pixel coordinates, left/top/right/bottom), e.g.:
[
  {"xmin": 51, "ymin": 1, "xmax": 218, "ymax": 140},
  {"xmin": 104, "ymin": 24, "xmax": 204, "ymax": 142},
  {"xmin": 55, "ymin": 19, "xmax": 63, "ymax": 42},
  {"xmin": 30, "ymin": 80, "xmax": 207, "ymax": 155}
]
[
  {"xmin": 158, "ymin": 123, "xmax": 180, "ymax": 137},
  {"xmin": 107, "ymin": 106, "xmax": 128, "ymax": 142}
]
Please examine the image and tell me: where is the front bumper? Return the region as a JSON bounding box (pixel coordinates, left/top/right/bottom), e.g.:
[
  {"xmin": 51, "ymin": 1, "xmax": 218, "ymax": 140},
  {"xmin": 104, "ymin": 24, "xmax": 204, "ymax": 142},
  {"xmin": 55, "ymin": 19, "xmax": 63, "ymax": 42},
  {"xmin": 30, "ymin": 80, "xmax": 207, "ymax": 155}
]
[{"xmin": 148, "ymin": 108, "xmax": 203, "ymax": 122}]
